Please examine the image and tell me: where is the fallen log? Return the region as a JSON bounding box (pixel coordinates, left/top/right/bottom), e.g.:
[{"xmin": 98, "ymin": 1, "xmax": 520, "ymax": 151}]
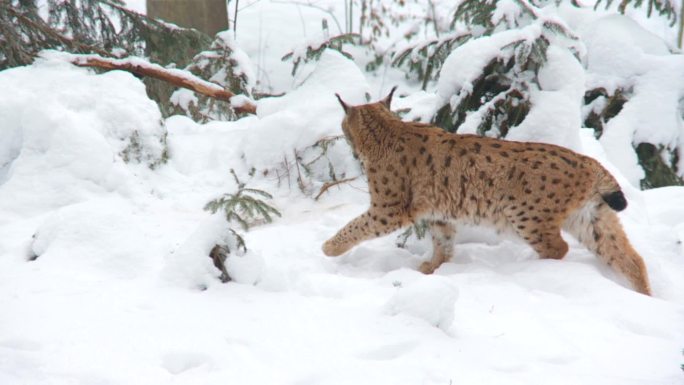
[{"xmin": 63, "ymin": 53, "xmax": 257, "ymax": 115}]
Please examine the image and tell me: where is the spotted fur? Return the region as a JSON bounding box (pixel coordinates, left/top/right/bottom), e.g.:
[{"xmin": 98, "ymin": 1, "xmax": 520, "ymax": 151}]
[{"xmin": 323, "ymin": 89, "xmax": 651, "ymax": 295}]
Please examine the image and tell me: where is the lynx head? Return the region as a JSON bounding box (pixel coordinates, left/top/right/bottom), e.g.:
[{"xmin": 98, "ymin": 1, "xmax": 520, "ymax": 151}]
[{"xmin": 334, "ymin": 87, "xmax": 397, "ymax": 157}]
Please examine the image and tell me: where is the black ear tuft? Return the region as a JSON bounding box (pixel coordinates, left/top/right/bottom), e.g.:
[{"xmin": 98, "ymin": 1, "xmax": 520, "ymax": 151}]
[
  {"xmin": 335, "ymin": 93, "xmax": 349, "ymax": 113},
  {"xmin": 381, "ymin": 86, "xmax": 398, "ymax": 109}
]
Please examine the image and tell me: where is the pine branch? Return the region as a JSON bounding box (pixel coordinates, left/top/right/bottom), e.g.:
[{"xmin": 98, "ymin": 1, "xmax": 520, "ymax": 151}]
[
  {"xmin": 63, "ymin": 53, "xmax": 257, "ymax": 114},
  {"xmin": 281, "ymin": 32, "xmax": 360, "ymax": 76},
  {"xmin": 2, "ymin": 4, "xmax": 113, "ymax": 65}
]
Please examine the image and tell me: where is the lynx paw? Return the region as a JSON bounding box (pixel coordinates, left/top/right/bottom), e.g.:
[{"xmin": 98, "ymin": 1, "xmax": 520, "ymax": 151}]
[
  {"xmin": 322, "ymin": 240, "xmax": 346, "ymax": 257},
  {"xmin": 418, "ymin": 261, "xmax": 438, "ymax": 275}
]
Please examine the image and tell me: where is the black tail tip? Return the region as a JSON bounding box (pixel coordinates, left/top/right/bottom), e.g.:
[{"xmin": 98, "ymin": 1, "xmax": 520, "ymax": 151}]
[{"xmin": 602, "ymin": 191, "xmax": 627, "ymax": 211}]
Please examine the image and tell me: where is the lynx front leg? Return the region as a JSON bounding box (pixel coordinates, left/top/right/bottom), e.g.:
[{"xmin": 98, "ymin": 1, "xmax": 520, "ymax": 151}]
[
  {"xmin": 419, "ymin": 221, "xmax": 456, "ymax": 274},
  {"xmin": 322, "ymin": 209, "xmax": 409, "ymax": 257}
]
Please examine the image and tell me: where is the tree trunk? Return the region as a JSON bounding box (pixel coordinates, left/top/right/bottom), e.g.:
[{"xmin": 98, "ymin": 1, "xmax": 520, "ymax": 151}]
[
  {"xmin": 147, "ymin": 0, "xmax": 229, "ymax": 37},
  {"xmin": 678, "ymin": 0, "xmax": 684, "ymax": 48}
]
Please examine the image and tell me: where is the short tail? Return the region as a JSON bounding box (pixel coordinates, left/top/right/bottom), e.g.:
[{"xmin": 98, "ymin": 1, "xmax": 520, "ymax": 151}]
[
  {"xmin": 602, "ymin": 190, "xmax": 627, "ymax": 211},
  {"xmin": 597, "ymin": 168, "xmax": 627, "ymax": 212}
]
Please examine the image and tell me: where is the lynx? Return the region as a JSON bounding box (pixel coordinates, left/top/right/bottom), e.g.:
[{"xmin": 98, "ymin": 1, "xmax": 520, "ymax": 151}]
[{"xmin": 322, "ymin": 88, "xmax": 651, "ymax": 295}]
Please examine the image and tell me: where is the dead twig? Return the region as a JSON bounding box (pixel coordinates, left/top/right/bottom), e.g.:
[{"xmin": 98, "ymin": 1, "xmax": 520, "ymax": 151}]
[{"xmin": 314, "ymin": 176, "xmax": 359, "ymax": 200}]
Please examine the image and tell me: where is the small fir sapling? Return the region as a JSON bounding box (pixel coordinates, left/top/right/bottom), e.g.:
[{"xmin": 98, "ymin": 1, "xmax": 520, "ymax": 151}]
[
  {"xmin": 204, "ymin": 169, "xmax": 281, "ymax": 231},
  {"xmin": 204, "ymin": 169, "xmax": 280, "ymax": 282}
]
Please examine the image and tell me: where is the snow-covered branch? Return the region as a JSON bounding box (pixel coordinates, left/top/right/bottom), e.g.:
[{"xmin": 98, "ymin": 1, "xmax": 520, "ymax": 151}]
[{"xmin": 61, "ymin": 53, "xmax": 257, "ymax": 115}]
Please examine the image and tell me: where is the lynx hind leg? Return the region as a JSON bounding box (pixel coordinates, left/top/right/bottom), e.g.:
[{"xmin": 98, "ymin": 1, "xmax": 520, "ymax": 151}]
[
  {"xmin": 419, "ymin": 221, "xmax": 456, "ymax": 274},
  {"xmin": 505, "ymin": 210, "xmax": 569, "ymax": 260},
  {"xmin": 323, "ymin": 208, "xmax": 408, "ymax": 257},
  {"xmin": 530, "ymin": 229, "xmax": 569, "ymax": 260},
  {"xmin": 564, "ymin": 203, "xmax": 652, "ymax": 295}
]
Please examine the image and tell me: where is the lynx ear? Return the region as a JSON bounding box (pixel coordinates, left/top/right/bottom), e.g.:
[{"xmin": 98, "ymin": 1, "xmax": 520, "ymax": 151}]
[
  {"xmin": 380, "ymin": 86, "xmax": 397, "ymax": 109},
  {"xmin": 335, "ymin": 93, "xmax": 350, "ymax": 114}
]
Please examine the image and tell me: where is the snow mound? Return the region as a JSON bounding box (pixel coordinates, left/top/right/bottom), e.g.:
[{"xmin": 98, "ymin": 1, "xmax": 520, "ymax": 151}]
[
  {"xmin": 30, "ymin": 198, "xmax": 152, "ymax": 279},
  {"xmin": 0, "ymin": 55, "xmax": 166, "ymax": 221},
  {"xmin": 581, "ymin": 14, "xmax": 670, "ymax": 80},
  {"xmin": 163, "ymin": 214, "xmax": 242, "ymax": 289},
  {"xmin": 384, "ymin": 275, "xmax": 459, "ymax": 331},
  {"xmin": 242, "ymin": 49, "xmax": 369, "ymax": 170},
  {"xmin": 26, "ymin": 52, "xmax": 165, "ymax": 166}
]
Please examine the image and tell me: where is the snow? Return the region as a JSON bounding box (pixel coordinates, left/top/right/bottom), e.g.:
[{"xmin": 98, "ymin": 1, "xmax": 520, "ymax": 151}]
[
  {"xmin": 0, "ymin": 56, "xmax": 165, "ymax": 222},
  {"xmin": 383, "ymin": 274, "xmax": 459, "ymax": 331},
  {"xmin": 170, "ymin": 88, "xmax": 199, "ymax": 111},
  {"xmin": 229, "ymin": 0, "xmax": 352, "ymax": 93},
  {"xmin": 2, "ymin": 2, "xmax": 684, "ymax": 385},
  {"xmin": 437, "ymin": 25, "xmax": 542, "ymax": 104},
  {"xmin": 506, "ymin": 45, "xmax": 585, "ymax": 151},
  {"xmin": 241, "ymin": 49, "xmax": 369, "ymax": 171},
  {"xmin": 123, "ymin": 0, "xmax": 146, "ymax": 14},
  {"xmin": 229, "ymin": 94, "xmax": 255, "ymax": 109},
  {"xmin": 436, "ymin": 23, "xmax": 585, "ymax": 151},
  {"xmin": 439, "ymin": 3, "xmax": 684, "ymax": 186},
  {"xmin": 491, "ymin": 0, "xmax": 524, "ymax": 29},
  {"xmin": 576, "ymin": 13, "xmax": 684, "ymax": 185},
  {"xmin": 211, "ymin": 31, "xmax": 258, "ymax": 91}
]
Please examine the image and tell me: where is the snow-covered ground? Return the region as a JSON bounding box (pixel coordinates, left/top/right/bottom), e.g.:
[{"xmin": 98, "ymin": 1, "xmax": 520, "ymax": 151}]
[{"xmin": 2, "ymin": 1, "xmax": 684, "ymax": 385}]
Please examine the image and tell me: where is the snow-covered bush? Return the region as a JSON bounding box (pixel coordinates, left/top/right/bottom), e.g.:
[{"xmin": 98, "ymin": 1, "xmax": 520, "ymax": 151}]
[
  {"xmin": 201, "ymin": 169, "xmax": 281, "ymax": 283},
  {"xmin": 412, "ymin": 0, "xmax": 684, "ymax": 189},
  {"xmin": 163, "ymin": 213, "xmax": 253, "ymax": 289},
  {"xmin": 578, "ymin": 13, "xmax": 684, "ymax": 188},
  {"xmin": 432, "ymin": 1, "xmax": 581, "ymax": 140},
  {"xmin": 240, "ymin": 49, "xmax": 368, "ymax": 196}
]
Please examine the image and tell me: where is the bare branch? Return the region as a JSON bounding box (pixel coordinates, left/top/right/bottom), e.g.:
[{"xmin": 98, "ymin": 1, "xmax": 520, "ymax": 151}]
[
  {"xmin": 63, "ymin": 53, "xmax": 257, "ymax": 115},
  {"xmin": 315, "ymin": 177, "xmax": 359, "ymax": 200}
]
